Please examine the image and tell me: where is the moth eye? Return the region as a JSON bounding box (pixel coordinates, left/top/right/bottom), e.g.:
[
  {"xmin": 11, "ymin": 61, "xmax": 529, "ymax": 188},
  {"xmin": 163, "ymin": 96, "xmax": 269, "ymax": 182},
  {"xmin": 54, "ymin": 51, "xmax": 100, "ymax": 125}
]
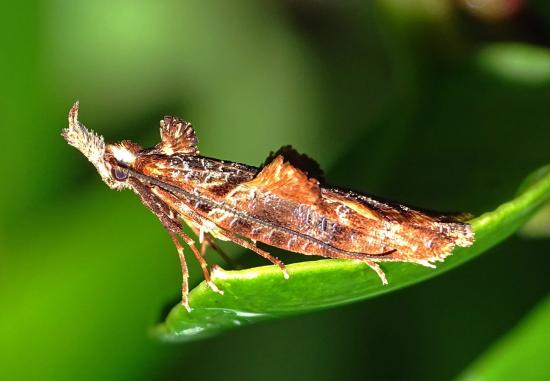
[{"xmin": 112, "ymin": 167, "xmax": 128, "ymax": 181}]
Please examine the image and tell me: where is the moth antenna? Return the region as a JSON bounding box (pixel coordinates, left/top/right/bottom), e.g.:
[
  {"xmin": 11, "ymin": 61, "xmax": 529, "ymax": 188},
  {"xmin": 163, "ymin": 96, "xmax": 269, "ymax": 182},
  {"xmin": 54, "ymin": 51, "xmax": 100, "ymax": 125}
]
[
  {"xmin": 62, "ymin": 101, "xmax": 106, "ymax": 166},
  {"xmin": 62, "ymin": 101, "xmax": 112, "ymax": 186}
]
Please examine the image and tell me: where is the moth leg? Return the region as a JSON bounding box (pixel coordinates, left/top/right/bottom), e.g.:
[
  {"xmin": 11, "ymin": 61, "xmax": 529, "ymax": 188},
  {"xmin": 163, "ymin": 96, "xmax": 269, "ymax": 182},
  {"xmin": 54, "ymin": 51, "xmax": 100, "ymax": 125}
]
[
  {"xmin": 128, "ymin": 178, "xmax": 192, "ymax": 310},
  {"xmin": 204, "ymin": 234, "xmax": 243, "ymax": 269},
  {"xmin": 174, "ymin": 229, "xmax": 225, "ymax": 296},
  {"xmin": 168, "ymin": 234, "xmax": 191, "ymax": 311},
  {"xmin": 191, "ymin": 226, "xmax": 242, "ymax": 269},
  {"xmin": 363, "ymin": 260, "xmax": 388, "ymax": 285},
  {"xmin": 157, "ymin": 221, "xmax": 194, "ymax": 309},
  {"xmin": 217, "ymin": 229, "xmax": 289, "ymax": 279},
  {"xmin": 139, "ymin": 186, "xmax": 227, "ymax": 295}
]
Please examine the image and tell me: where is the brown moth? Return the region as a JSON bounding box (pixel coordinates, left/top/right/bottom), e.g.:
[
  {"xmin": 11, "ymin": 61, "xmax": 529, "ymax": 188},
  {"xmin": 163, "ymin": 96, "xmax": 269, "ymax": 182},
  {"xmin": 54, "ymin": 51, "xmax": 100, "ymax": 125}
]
[{"xmin": 62, "ymin": 102, "xmax": 475, "ymax": 310}]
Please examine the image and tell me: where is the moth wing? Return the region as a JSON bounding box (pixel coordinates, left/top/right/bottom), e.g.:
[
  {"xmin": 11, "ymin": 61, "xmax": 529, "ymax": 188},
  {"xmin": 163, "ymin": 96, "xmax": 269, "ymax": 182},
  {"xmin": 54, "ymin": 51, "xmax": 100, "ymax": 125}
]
[
  {"xmin": 323, "ymin": 189, "xmax": 475, "ymax": 226},
  {"xmin": 240, "ymin": 155, "xmax": 321, "ymax": 204},
  {"xmin": 358, "ymin": 197, "xmax": 473, "ymax": 225},
  {"xmin": 435, "ymin": 212, "xmax": 474, "ymax": 223},
  {"xmin": 262, "ymin": 145, "xmax": 325, "ymax": 183},
  {"xmin": 156, "ymin": 116, "xmax": 199, "ymax": 155}
]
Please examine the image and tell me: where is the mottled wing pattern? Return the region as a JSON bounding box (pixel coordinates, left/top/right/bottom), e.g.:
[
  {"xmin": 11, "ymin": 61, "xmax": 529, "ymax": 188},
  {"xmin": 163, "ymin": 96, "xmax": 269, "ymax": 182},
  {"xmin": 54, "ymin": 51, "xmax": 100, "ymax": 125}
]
[
  {"xmin": 341, "ymin": 191, "xmax": 472, "ymax": 225},
  {"xmin": 342, "ymin": 190, "xmax": 475, "ymax": 246},
  {"xmin": 209, "ymin": 154, "xmax": 474, "ymax": 267},
  {"xmin": 207, "ymin": 156, "xmax": 393, "ymax": 260},
  {"xmin": 320, "ymin": 188, "xmax": 475, "ymax": 265},
  {"xmin": 262, "ymin": 145, "xmax": 325, "ymax": 183},
  {"xmin": 238, "ymin": 155, "xmax": 321, "ymax": 205},
  {"xmin": 156, "ymin": 116, "xmax": 199, "ymax": 155}
]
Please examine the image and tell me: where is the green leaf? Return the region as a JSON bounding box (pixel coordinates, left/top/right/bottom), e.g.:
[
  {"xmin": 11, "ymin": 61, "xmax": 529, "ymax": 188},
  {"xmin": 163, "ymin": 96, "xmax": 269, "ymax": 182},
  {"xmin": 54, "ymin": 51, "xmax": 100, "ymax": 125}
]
[
  {"xmin": 153, "ymin": 165, "xmax": 550, "ymax": 342},
  {"xmin": 457, "ymin": 293, "xmax": 550, "ymax": 381}
]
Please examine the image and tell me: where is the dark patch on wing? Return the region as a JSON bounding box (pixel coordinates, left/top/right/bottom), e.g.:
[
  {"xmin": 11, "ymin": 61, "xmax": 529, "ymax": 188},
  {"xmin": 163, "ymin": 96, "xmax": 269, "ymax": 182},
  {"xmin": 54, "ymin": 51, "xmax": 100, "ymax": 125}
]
[{"xmin": 263, "ymin": 145, "xmax": 325, "ymax": 183}]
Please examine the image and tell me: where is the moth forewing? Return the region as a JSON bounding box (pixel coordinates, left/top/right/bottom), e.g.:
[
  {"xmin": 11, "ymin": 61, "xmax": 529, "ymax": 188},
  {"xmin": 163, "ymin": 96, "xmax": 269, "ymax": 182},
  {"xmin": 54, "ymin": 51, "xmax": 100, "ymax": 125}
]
[{"xmin": 63, "ymin": 102, "xmax": 475, "ymax": 310}]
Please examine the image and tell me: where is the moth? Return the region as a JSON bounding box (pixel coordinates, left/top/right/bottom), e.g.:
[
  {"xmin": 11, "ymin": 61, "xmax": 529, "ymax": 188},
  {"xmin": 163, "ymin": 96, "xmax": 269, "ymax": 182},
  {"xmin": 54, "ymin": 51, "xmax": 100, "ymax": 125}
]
[{"xmin": 62, "ymin": 102, "xmax": 475, "ymax": 310}]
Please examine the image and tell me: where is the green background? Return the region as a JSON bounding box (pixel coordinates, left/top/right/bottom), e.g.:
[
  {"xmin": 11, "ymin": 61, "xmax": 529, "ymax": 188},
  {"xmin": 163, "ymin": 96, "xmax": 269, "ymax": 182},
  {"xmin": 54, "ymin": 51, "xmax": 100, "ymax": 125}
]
[{"xmin": 1, "ymin": 1, "xmax": 549, "ymax": 380}]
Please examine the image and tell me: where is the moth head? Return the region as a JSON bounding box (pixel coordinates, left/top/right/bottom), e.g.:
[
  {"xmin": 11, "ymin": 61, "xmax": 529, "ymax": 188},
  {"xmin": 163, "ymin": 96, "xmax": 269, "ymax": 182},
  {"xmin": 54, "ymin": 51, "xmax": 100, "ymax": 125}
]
[
  {"xmin": 62, "ymin": 102, "xmax": 139, "ymax": 191},
  {"xmin": 104, "ymin": 140, "xmax": 142, "ymax": 188}
]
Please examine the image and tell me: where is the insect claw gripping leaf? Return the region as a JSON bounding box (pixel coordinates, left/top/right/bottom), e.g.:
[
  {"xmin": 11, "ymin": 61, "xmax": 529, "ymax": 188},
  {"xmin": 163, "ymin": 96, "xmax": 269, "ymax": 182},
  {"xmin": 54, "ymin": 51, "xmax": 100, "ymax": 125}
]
[
  {"xmin": 62, "ymin": 103, "xmax": 475, "ymax": 309},
  {"xmin": 364, "ymin": 260, "xmax": 388, "ymax": 285}
]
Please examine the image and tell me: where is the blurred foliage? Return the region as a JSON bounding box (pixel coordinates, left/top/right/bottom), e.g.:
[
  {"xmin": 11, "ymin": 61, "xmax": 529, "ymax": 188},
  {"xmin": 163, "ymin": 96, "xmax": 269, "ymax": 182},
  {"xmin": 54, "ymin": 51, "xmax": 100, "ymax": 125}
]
[
  {"xmin": 521, "ymin": 203, "xmax": 550, "ymax": 237},
  {"xmin": 1, "ymin": 1, "xmax": 549, "ymax": 381},
  {"xmin": 477, "ymin": 43, "xmax": 550, "ymax": 84},
  {"xmin": 458, "ymin": 294, "xmax": 550, "ymax": 380}
]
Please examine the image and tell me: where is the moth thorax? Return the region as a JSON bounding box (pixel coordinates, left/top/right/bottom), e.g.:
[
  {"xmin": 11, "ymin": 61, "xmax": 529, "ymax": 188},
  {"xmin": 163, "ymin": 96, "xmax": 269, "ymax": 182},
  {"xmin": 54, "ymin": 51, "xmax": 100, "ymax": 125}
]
[{"xmin": 108, "ymin": 141, "xmax": 140, "ymax": 165}]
